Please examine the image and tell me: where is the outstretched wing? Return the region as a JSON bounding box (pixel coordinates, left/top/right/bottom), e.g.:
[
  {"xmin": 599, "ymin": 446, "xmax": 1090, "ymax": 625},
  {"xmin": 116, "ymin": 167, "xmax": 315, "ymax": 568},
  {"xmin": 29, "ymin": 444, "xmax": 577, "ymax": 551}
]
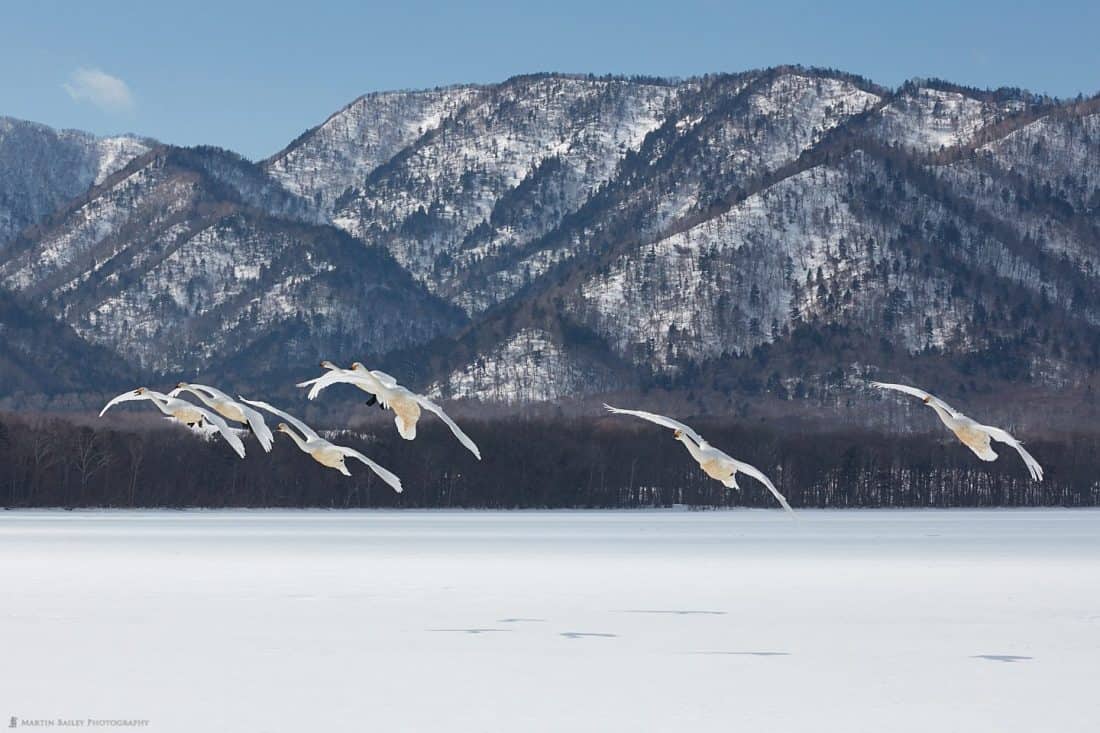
[
  {"xmin": 240, "ymin": 403, "xmax": 275, "ymax": 452},
  {"xmin": 370, "ymin": 370, "xmax": 399, "ymax": 388},
  {"xmin": 978, "ymin": 424, "xmax": 1043, "ymax": 481},
  {"xmin": 188, "ymin": 383, "xmax": 234, "ymax": 403},
  {"xmin": 336, "ymin": 446, "xmax": 403, "ymax": 493},
  {"xmin": 298, "ymin": 370, "xmax": 383, "ymax": 401},
  {"xmin": 99, "ymin": 389, "xmax": 148, "ymax": 417},
  {"xmin": 870, "ymin": 382, "xmax": 962, "ymax": 418},
  {"xmin": 238, "ymin": 397, "xmax": 320, "ymax": 441},
  {"xmin": 732, "ymin": 457, "xmax": 794, "ymax": 514},
  {"xmin": 194, "ymin": 405, "xmax": 246, "ymax": 459},
  {"xmin": 603, "ymin": 404, "xmax": 706, "ymax": 445},
  {"xmin": 413, "ymin": 394, "xmax": 481, "ymax": 460}
]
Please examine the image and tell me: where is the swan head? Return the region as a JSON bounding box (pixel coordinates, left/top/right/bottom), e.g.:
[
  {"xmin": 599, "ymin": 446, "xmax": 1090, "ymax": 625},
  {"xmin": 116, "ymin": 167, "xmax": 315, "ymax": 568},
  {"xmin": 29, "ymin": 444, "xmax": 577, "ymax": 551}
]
[
  {"xmin": 319, "ymin": 360, "xmax": 338, "ymax": 370},
  {"xmin": 350, "ymin": 361, "xmax": 367, "ymax": 372},
  {"xmin": 673, "ymin": 429, "xmax": 683, "ymax": 440},
  {"xmin": 134, "ymin": 387, "xmax": 148, "ymax": 395},
  {"xmin": 176, "ymin": 381, "xmax": 188, "ymax": 389},
  {"xmin": 922, "ymin": 396, "xmax": 932, "ymax": 405},
  {"xmin": 275, "ymin": 422, "xmax": 291, "ymax": 433}
]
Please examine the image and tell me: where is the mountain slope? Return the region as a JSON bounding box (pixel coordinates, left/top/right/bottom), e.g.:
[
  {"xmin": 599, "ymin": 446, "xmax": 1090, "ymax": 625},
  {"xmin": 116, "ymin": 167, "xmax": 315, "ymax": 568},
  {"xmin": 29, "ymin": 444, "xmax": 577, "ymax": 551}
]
[
  {"xmin": 0, "ymin": 286, "xmax": 132, "ymax": 398},
  {"xmin": 2, "ymin": 69, "xmax": 1099, "ymax": 416},
  {"xmin": 0, "ymin": 145, "xmax": 466, "ymax": 380},
  {"xmin": 0, "ymin": 116, "xmax": 150, "ymax": 249}
]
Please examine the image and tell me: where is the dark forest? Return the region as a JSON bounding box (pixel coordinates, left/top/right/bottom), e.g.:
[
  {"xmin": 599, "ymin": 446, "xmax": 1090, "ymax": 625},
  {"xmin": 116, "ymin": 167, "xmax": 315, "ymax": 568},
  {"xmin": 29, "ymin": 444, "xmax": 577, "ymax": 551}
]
[{"xmin": 2, "ymin": 412, "xmax": 1096, "ymax": 509}]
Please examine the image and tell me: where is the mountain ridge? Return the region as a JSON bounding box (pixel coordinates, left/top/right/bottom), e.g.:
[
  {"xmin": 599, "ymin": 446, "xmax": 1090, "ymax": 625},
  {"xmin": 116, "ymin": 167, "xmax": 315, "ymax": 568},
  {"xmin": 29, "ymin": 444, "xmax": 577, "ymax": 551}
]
[{"xmin": 2, "ymin": 67, "xmax": 1098, "ymax": 428}]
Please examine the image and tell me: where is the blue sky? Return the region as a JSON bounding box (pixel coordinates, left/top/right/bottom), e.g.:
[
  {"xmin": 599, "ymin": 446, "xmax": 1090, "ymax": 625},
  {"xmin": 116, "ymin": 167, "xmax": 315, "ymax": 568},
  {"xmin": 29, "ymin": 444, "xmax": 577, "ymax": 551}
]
[{"xmin": 3, "ymin": 0, "xmax": 1098, "ymax": 160}]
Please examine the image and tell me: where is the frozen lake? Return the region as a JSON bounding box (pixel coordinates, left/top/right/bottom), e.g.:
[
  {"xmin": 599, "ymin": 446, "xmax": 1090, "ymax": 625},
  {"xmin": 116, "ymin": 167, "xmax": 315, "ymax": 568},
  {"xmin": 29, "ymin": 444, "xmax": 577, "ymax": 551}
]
[{"xmin": 1, "ymin": 509, "xmax": 1098, "ymax": 731}]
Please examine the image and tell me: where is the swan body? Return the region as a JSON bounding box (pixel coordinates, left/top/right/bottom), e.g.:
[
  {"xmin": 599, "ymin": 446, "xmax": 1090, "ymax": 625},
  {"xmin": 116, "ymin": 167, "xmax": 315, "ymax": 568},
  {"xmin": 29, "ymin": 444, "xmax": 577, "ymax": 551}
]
[
  {"xmin": 240, "ymin": 398, "xmax": 402, "ymax": 492},
  {"xmin": 99, "ymin": 387, "xmax": 246, "ymax": 458},
  {"xmin": 297, "ymin": 362, "xmax": 481, "ymax": 459},
  {"xmin": 871, "ymin": 381, "xmax": 1043, "ymax": 481},
  {"xmin": 169, "ymin": 383, "xmax": 274, "ymax": 452},
  {"xmin": 603, "ymin": 404, "xmax": 793, "ymax": 513}
]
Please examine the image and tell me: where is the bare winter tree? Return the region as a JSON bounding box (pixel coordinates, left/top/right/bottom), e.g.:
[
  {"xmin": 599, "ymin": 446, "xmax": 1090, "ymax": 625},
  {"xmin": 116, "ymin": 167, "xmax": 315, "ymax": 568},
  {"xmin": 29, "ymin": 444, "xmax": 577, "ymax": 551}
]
[
  {"xmin": 71, "ymin": 427, "xmax": 111, "ymax": 504},
  {"xmin": 125, "ymin": 434, "xmax": 146, "ymax": 506}
]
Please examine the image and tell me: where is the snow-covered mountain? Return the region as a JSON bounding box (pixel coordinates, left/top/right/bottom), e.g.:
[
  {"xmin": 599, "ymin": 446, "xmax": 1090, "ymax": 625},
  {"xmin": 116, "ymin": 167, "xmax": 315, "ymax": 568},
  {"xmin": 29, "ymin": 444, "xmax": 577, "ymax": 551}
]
[
  {"xmin": 0, "ymin": 116, "xmax": 151, "ymax": 249},
  {"xmin": 0, "ymin": 146, "xmax": 465, "ymax": 382},
  {"xmin": 1, "ymin": 68, "xmax": 1098, "ymax": 415}
]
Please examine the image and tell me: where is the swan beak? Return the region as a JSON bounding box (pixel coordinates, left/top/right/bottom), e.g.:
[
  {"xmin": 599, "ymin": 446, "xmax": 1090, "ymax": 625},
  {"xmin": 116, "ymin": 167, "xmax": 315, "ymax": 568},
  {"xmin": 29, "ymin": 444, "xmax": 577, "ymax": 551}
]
[{"xmin": 673, "ymin": 429, "xmax": 682, "ymax": 439}]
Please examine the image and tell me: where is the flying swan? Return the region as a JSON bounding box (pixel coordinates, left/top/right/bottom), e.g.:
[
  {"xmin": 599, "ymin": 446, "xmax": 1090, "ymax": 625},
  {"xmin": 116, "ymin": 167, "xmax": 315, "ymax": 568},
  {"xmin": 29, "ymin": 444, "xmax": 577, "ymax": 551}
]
[
  {"xmin": 169, "ymin": 382, "xmax": 274, "ymax": 452},
  {"xmin": 100, "ymin": 387, "xmax": 246, "ymax": 458},
  {"xmin": 296, "ymin": 362, "xmax": 481, "ymax": 460},
  {"xmin": 239, "ymin": 397, "xmax": 403, "ymax": 493},
  {"xmin": 871, "ymin": 382, "xmax": 1043, "ymax": 481},
  {"xmin": 604, "ymin": 404, "xmax": 793, "ymax": 513}
]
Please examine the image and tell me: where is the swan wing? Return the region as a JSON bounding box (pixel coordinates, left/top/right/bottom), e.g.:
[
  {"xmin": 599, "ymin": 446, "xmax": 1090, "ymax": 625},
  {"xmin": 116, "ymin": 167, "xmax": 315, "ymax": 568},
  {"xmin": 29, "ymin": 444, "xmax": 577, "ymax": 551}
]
[
  {"xmin": 978, "ymin": 424, "xmax": 1044, "ymax": 481},
  {"xmin": 240, "ymin": 403, "xmax": 275, "ymax": 452},
  {"xmin": 168, "ymin": 385, "xmax": 218, "ymax": 411},
  {"xmin": 99, "ymin": 389, "xmax": 149, "ymax": 417},
  {"xmin": 300, "ymin": 370, "xmax": 383, "ymax": 400},
  {"xmin": 369, "ymin": 370, "xmax": 399, "ymax": 388},
  {"xmin": 192, "ymin": 404, "xmax": 246, "ymax": 458},
  {"xmin": 731, "ymin": 457, "xmax": 794, "ymax": 514},
  {"xmin": 870, "ymin": 382, "xmax": 962, "ymax": 418},
  {"xmin": 296, "ymin": 370, "xmax": 351, "ymax": 396},
  {"xmin": 238, "ymin": 397, "xmax": 320, "ymax": 441},
  {"xmin": 188, "ymin": 383, "xmax": 234, "ymax": 403},
  {"xmin": 337, "ymin": 446, "xmax": 403, "ymax": 493},
  {"xmin": 413, "ymin": 394, "xmax": 481, "ymax": 460},
  {"xmin": 603, "ymin": 404, "xmax": 706, "ymax": 445}
]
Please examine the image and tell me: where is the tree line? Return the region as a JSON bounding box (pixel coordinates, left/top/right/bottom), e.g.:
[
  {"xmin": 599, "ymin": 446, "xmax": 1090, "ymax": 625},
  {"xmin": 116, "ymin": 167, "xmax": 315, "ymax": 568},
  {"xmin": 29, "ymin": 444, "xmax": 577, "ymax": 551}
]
[{"xmin": 1, "ymin": 412, "xmax": 1097, "ymax": 509}]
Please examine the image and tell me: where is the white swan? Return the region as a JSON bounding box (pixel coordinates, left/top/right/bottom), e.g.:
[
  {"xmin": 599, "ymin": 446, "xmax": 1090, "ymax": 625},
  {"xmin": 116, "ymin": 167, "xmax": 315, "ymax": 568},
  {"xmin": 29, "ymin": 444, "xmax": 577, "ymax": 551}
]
[
  {"xmin": 169, "ymin": 382, "xmax": 274, "ymax": 452},
  {"xmin": 239, "ymin": 398, "xmax": 402, "ymax": 493},
  {"xmin": 296, "ymin": 362, "xmax": 481, "ymax": 460},
  {"xmin": 100, "ymin": 387, "xmax": 246, "ymax": 458},
  {"xmin": 871, "ymin": 382, "xmax": 1043, "ymax": 481},
  {"xmin": 604, "ymin": 404, "xmax": 793, "ymax": 513}
]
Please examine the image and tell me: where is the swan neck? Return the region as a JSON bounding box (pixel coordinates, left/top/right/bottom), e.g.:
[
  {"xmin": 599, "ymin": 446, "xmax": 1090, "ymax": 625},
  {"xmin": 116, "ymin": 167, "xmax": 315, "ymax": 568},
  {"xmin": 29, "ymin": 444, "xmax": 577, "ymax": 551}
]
[
  {"xmin": 283, "ymin": 428, "xmax": 309, "ymax": 452},
  {"xmin": 927, "ymin": 402, "xmax": 953, "ymax": 424},
  {"xmin": 182, "ymin": 388, "xmax": 216, "ymax": 409},
  {"xmin": 678, "ymin": 435, "xmax": 704, "ymax": 461}
]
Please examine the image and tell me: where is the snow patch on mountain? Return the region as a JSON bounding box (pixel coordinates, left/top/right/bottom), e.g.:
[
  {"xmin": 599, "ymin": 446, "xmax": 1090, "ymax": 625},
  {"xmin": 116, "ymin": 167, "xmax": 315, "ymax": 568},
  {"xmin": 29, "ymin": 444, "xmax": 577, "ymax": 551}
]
[
  {"xmin": 431, "ymin": 329, "xmax": 617, "ymax": 403},
  {"xmin": 872, "ymin": 87, "xmax": 1015, "ymax": 152},
  {"xmin": 0, "ymin": 116, "xmax": 151, "ymax": 246},
  {"xmin": 265, "ymin": 86, "xmax": 483, "ymax": 214}
]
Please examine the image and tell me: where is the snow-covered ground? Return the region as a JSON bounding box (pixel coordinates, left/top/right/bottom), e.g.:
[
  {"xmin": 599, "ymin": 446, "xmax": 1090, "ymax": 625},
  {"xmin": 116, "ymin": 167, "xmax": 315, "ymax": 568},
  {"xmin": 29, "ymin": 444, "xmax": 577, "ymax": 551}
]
[{"xmin": 1, "ymin": 509, "xmax": 1098, "ymax": 732}]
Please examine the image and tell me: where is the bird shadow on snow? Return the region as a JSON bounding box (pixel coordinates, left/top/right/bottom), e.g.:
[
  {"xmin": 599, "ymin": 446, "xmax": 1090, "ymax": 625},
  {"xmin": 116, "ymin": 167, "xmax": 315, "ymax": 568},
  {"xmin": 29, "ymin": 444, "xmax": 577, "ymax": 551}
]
[
  {"xmin": 971, "ymin": 654, "xmax": 1033, "ymax": 663},
  {"xmin": 560, "ymin": 632, "xmax": 618, "ymax": 639},
  {"xmin": 689, "ymin": 651, "xmax": 790, "ymax": 657},
  {"xmin": 427, "ymin": 628, "xmax": 513, "ymax": 635},
  {"xmin": 497, "ymin": 618, "xmax": 547, "ymax": 623},
  {"xmin": 617, "ymin": 609, "xmax": 727, "ymax": 616}
]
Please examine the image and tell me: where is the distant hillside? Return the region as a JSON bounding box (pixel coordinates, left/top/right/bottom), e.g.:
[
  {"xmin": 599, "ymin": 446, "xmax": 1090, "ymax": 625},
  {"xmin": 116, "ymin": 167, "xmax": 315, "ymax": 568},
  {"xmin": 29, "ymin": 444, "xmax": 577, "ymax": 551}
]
[{"xmin": 1, "ymin": 68, "xmax": 1098, "ymax": 430}]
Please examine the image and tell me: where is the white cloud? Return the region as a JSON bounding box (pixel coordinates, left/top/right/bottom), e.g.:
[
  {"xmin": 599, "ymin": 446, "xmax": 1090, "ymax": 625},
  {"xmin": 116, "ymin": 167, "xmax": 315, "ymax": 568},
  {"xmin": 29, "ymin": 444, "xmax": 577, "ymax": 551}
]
[{"xmin": 63, "ymin": 67, "xmax": 135, "ymax": 113}]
